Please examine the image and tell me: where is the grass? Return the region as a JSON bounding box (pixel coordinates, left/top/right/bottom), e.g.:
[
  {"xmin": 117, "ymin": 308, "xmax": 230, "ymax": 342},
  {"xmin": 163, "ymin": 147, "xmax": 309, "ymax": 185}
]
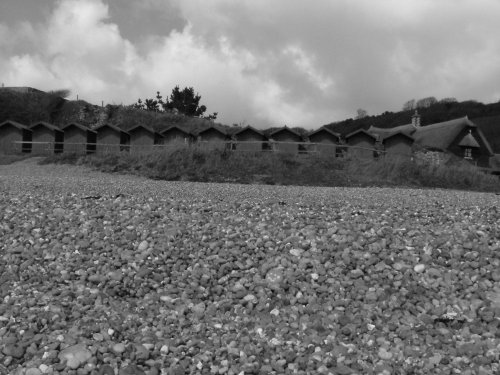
[
  {"xmin": 0, "ymin": 154, "xmax": 32, "ymax": 165},
  {"xmin": 39, "ymin": 144, "xmax": 500, "ymax": 192}
]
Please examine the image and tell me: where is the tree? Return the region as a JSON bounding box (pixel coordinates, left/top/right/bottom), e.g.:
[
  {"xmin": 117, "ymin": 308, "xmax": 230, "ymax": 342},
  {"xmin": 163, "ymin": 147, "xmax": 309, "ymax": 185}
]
[
  {"xmin": 416, "ymin": 96, "xmax": 437, "ymax": 108},
  {"xmin": 134, "ymin": 86, "xmax": 217, "ymax": 120},
  {"xmin": 439, "ymin": 97, "xmax": 457, "ymax": 104},
  {"xmin": 402, "ymin": 99, "xmax": 416, "ymax": 111},
  {"xmin": 356, "ymin": 108, "xmax": 368, "ymax": 119},
  {"xmin": 163, "ymin": 86, "xmax": 217, "ymax": 119}
]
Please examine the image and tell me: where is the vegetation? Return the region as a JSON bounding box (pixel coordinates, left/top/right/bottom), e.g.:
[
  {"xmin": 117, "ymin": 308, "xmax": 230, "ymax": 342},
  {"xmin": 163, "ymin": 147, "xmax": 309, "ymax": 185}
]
[
  {"xmin": 0, "ymin": 88, "xmax": 70, "ymax": 125},
  {"xmin": 39, "ymin": 146, "xmax": 499, "ymax": 192},
  {"xmin": 133, "ymin": 86, "xmax": 218, "ymax": 120}
]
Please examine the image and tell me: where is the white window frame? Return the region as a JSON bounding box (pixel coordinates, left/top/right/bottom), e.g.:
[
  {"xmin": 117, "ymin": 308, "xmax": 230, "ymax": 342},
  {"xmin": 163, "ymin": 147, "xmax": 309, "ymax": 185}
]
[{"xmin": 464, "ymin": 148, "xmax": 472, "ymax": 159}]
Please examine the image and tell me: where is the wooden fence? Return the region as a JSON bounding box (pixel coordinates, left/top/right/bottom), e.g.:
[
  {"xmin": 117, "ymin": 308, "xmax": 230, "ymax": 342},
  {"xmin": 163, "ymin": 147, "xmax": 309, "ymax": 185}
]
[{"xmin": 3, "ymin": 140, "xmax": 414, "ymax": 160}]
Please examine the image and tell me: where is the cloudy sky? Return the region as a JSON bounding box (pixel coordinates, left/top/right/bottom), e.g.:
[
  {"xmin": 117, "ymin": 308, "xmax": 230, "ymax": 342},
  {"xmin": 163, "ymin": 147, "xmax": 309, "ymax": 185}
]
[{"xmin": 1, "ymin": 0, "xmax": 500, "ymax": 129}]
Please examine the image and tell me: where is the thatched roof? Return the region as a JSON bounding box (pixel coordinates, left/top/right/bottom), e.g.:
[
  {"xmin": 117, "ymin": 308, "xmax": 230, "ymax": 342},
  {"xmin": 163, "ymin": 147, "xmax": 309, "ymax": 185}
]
[
  {"xmin": 412, "ymin": 117, "xmax": 493, "ymax": 154},
  {"xmin": 62, "ymin": 122, "xmax": 97, "ymax": 134},
  {"xmin": 458, "ymin": 131, "xmax": 480, "ymax": 148},
  {"xmin": 368, "ymin": 116, "xmax": 494, "ymax": 155},
  {"xmin": 0, "ymin": 120, "xmax": 31, "ymax": 131},
  {"xmin": 367, "ymin": 123, "xmax": 415, "ymax": 138}
]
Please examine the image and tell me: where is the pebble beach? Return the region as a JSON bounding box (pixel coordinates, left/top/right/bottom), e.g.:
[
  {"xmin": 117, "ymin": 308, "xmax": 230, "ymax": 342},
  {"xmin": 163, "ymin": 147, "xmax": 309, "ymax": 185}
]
[{"xmin": 1, "ymin": 158, "xmax": 500, "ymax": 374}]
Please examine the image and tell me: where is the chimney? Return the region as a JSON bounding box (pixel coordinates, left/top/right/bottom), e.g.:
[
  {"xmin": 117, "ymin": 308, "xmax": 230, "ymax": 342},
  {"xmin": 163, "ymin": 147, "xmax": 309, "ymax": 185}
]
[{"xmin": 412, "ymin": 110, "xmax": 421, "ymax": 127}]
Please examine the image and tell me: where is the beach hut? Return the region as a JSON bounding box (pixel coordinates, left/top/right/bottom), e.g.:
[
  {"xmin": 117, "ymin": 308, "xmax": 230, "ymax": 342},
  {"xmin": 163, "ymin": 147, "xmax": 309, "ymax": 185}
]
[
  {"xmin": 269, "ymin": 127, "xmax": 303, "ymax": 153},
  {"xmin": 160, "ymin": 125, "xmax": 194, "ymax": 146},
  {"xmin": 381, "ymin": 132, "xmax": 414, "ymax": 159},
  {"xmin": 127, "ymin": 124, "xmax": 162, "ymax": 153},
  {"xmin": 30, "ymin": 121, "xmax": 64, "ymax": 155},
  {"xmin": 308, "ymin": 126, "xmax": 341, "ymax": 155},
  {"xmin": 0, "ymin": 120, "xmax": 32, "ymax": 154},
  {"xmin": 196, "ymin": 125, "xmax": 229, "ymax": 150},
  {"xmin": 345, "ymin": 129, "xmax": 378, "ymax": 158},
  {"xmin": 233, "ymin": 126, "xmax": 268, "ymax": 151},
  {"xmin": 61, "ymin": 122, "xmax": 97, "ymax": 154},
  {"xmin": 94, "ymin": 124, "xmax": 129, "ymax": 154}
]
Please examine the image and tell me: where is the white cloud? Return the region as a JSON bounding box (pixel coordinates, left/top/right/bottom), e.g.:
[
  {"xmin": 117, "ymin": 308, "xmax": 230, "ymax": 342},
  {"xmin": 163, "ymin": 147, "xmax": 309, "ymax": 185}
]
[{"xmin": 1, "ymin": 0, "xmax": 500, "ymax": 127}]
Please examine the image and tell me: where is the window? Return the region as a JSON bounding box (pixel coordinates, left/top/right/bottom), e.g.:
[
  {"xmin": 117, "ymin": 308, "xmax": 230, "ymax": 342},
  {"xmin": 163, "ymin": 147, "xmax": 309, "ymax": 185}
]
[{"xmin": 464, "ymin": 148, "xmax": 472, "ymax": 159}]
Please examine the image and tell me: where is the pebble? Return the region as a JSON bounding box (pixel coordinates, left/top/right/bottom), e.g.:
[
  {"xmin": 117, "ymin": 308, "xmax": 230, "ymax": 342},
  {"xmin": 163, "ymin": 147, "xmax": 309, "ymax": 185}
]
[
  {"xmin": 98, "ymin": 364, "xmax": 116, "ymax": 375},
  {"xmin": 119, "ymin": 365, "xmax": 146, "ymax": 375},
  {"xmin": 243, "ymin": 294, "xmax": 257, "ymax": 302},
  {"xmin": 138, "ymin": 241, "xmax": 149, "ymax": 252},
  {"xmin": 58, "ymin": 344, "xmax": 92, "ymax": 369},
  {"xmin": 289, "ymin": 248, "xmax": 304, "ymax": 257},
  {"xmin": 414, "ymin": 264, "xmax": 426, "ymax": 273},
  {"xmin": 378, "ymin": 347, "xmax": 393, "ymax": 360},
  {"xmin": 2, "ymin": 344, "xmax": 25, "ymax": 359},
  {"xmin": 112, "ymin": 343, "xmax": 126, "ymax": 354}
]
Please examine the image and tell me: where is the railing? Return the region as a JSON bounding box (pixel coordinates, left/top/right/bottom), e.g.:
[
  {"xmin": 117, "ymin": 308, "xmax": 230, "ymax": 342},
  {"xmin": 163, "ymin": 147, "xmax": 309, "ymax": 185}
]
[{"xmin": 4, "ymin": 140, "xmax": 416, "ymax": 159}]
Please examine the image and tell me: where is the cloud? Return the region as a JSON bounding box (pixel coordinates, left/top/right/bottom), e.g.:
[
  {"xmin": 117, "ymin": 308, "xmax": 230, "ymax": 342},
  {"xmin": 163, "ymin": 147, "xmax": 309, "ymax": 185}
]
[
  {"xmin": 1, "ymin": 0, "xmax": 500, "ymax": 128},
  {"xmin": 171, "ymin": 0, "xmax": 500, "ymax": 122}
]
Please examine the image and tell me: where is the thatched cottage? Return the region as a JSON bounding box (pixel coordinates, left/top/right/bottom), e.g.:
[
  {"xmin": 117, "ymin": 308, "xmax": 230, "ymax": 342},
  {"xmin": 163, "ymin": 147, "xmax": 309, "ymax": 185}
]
[{"xmin": 368, "ymin": 113, "xmax": 494, "ymax": 167}]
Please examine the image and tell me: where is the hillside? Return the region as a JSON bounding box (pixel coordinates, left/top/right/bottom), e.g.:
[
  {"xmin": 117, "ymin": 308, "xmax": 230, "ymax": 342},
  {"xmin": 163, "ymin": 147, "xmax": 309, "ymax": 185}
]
[
  {"xmin": 324, "ymin": 99, "xmax": 500, "ymax": 152},
  {"xmin": 0, "ymin": 87, "xmax": 229, "ymax": 134}
]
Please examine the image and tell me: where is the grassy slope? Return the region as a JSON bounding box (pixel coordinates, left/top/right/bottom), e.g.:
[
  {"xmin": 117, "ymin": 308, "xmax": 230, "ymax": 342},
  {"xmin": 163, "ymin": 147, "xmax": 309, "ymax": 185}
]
[{"xmin": 39, "ymin": 146, "xmax": 500, "ymax": 193}]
